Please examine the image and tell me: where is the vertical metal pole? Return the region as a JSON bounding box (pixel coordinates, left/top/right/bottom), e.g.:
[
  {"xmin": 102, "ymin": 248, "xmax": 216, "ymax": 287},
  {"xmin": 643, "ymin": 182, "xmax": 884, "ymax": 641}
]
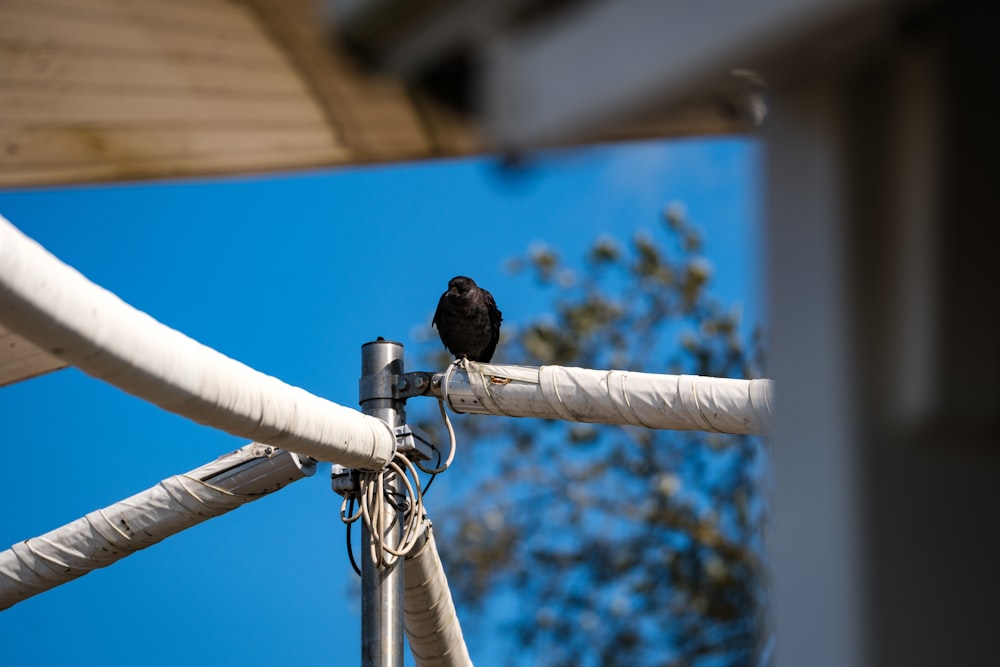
[{"xmin": 359, "ymin": 338, "xmax": 405, "ymax": 667}]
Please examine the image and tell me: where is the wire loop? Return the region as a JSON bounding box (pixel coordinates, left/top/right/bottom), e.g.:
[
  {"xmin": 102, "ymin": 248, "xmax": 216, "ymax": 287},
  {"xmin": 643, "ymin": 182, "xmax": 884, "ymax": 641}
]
[
  {"xmin": 341, "ymin": 452, "xmax": 428, "ymax": 569},
  {"xmin": 342, "ymin": 384, "xmax": 459, "ymax": 572}
]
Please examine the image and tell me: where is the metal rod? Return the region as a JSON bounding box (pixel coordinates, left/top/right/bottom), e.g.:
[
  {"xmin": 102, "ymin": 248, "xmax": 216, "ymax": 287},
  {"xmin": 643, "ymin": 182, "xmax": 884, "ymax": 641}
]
[{"xmin": 359, "ymin": 338, "xmax": 406, "ymax": 667}]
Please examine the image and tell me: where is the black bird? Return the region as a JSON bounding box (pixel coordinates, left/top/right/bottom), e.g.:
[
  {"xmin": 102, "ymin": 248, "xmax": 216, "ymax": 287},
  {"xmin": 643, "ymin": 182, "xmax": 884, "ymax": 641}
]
[{"xmin": 432, "ymin": 276, "xmax": 502, "ymax": 362}]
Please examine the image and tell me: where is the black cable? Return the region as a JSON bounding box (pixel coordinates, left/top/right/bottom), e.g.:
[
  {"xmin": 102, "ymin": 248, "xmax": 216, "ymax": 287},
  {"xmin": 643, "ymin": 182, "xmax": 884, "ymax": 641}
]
[
  {"xmin": 346, "ymin": 496, "xmax": 362, "ymax": 576},
  {"xmin": 421, "ymin": 445, "xmax": 444, "ymax": 496}
]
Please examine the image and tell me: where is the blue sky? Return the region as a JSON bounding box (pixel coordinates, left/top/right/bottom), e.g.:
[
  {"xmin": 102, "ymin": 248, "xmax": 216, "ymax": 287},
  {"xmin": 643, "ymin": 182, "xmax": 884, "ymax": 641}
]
[{"xmin": 0, "ymin": 136, "xmax": 762, "ymax": 666}]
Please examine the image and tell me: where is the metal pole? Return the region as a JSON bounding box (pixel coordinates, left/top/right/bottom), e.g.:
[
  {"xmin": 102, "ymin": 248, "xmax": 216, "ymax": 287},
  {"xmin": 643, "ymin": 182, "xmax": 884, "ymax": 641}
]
[{"xmin": 359, "ymin": 338, "xmax": 405, "ymax": 667}]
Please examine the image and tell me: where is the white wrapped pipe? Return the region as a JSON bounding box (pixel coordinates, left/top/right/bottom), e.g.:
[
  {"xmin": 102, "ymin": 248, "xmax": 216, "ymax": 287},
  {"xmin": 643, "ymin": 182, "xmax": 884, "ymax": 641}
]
[
  {"xmin": 0, "ymin": 216, "xmax": 394, "ymax": 468},
  {"xmin": 404, "ymin": 524, "xmax": 472, "ymax": 667},
  {"xmin": 443, "ymin": 362, "xmax": 774, "ymax": 435},
  {"xmin": 0, "ymin": 443, "xmax": 315, "ymax": 610}
]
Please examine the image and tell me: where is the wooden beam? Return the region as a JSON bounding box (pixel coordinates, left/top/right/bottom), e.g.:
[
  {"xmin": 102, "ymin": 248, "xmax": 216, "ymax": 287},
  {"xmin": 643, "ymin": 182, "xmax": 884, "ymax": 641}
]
[{"xmin": 0, "ymin": 324, "xmax": 66, "ymax": 387}]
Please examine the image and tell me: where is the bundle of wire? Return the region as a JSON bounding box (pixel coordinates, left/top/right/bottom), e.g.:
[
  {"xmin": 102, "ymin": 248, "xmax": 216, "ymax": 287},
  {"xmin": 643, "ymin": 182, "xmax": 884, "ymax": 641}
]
[
  {"xmin": 341, "ymin": 452, "xmax": 426, "ymax": 570},
  {"xmin": 341, "ymin": 397, "xmax": 458, "ymax": 572}
]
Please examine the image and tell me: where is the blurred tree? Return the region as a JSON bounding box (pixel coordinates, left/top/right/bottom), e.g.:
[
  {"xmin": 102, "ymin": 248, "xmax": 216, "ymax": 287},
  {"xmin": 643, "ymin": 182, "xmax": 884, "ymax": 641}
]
[{"xmin": 418, "ymin": 204, "xmax": 770, "ymax": 667}]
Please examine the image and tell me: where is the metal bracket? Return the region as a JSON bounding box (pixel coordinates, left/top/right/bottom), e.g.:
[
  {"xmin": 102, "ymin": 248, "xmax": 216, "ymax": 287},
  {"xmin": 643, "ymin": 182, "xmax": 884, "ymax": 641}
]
[
  {"xmin": 359, "ymin": 371, "xmax": 434, "ymax": 403},
  {"xmin": 331, "ymin": 464, "xmax": 361, "ymax": 498},
  {"xmin": 393, "ymin": 423, "xmax": 435, "ymax": 461},
  {"xmin": 397, "ymin": 371, "xmax": 433, "ymax": 399},
  {"xmin": 330, "ymin": 423, "xmax": 436, "ymax": 498}
]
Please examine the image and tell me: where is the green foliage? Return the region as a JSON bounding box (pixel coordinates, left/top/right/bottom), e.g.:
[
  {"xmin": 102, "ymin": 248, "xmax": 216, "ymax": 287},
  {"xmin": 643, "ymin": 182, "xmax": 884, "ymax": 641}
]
[{"xmin": 418, "ymin": 205, "xmax": 770, "ymax": 667}]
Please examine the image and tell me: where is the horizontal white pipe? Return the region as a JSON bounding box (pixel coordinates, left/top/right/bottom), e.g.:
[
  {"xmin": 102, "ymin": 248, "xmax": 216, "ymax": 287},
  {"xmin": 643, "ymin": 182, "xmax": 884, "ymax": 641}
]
[
  {"xmin": 0, "ymin": 215, "xmax": 395, "ymax": 468},
  {"xmin": 443, "ymin": 362, "xmax": 774, "ymax": 435},
  {"xmin": 404, "ymin": 524, "xmax": 473, "ymax": 667},
  {"xmin": 0, "ymin": 443, "xmax": 315, "ymax": 610}
]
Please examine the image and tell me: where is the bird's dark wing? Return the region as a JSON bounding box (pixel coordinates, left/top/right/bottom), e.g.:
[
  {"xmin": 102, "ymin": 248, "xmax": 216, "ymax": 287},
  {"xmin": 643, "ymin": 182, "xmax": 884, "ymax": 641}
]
[
  {"xmin": 484, "ymin": 290, "xmax": 502, "ymax": 327},
  {"xmin": 481, "ymin": 288, "xmax": 502, "ymax": 362}
]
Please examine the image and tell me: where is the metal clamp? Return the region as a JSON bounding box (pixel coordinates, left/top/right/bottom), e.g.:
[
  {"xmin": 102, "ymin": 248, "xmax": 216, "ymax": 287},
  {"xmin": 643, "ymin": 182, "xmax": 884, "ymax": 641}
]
[
  {"xmin": 331, "ymin": 423, "xmax": 436, "ymax": 499},
  {"xmin": 394, "ymin": 423, "xmax": 435, "ymax": 461},
  {"xmin": 396, "ymin": 372, "xmax": 433, "ymax": 399},
  {"xmin": 331, "ymin": 464, "xmax": 361, "ymax": 498}
]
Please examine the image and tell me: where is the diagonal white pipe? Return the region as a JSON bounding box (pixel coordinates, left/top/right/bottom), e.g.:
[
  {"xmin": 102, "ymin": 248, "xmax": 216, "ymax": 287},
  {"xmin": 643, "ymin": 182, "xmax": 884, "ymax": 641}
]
[
  {"xmin": 404, "ymin": 523, "xmax": 473, "ymax": 667},
  {"xmin": 0, "ymin": 443, "xmax": 315, "ymax": 610},
  {"xmin": 0, "ymin": 215, "xmax": 395, "ymax": 468}
]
